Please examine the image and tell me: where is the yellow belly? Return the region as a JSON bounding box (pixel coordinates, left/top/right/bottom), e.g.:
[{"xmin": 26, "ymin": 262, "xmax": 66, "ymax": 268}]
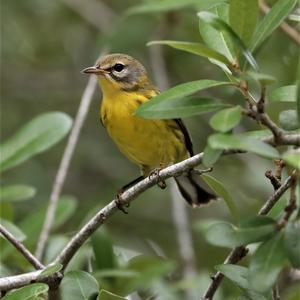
[{"xmin": 100, "ymin": 92, "xmax": 188, "ymax": 175}]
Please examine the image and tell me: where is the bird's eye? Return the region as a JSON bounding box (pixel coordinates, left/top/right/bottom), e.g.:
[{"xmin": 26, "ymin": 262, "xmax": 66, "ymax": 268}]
[{"xmin": 113, "ymin": 63, "xmax": 124, "ymax": 72}]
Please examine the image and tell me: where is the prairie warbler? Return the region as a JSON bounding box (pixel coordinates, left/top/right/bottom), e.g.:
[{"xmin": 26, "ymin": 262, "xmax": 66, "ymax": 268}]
[{"xmin": 83, "ymin": 53, "xmax": 216, "ymax": 207}]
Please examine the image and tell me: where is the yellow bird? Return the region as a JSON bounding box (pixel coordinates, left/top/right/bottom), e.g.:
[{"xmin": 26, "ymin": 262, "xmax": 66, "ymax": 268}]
[{"xmin": 83, "ymin": 53, "xmax": 216, "ymax": 207}]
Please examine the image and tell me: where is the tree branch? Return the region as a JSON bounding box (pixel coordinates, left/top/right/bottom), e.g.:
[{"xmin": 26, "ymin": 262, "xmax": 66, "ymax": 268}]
[
  {"xmin": 0, "ymin": 225, "xmax": 44, "ymax": 270},
  {"xmin": 0, "ymin": 144, "xmax": 297, "ymax": 292},
  {"xmin": 259, "ymin": 173, "xmax": 295, "ymax": 215},
  {"xmin": 278, "ymin": 173, "xmax": 298, "ymax": 226},
  {"xmin": 265, "ymin": 169, "xmax": 282, "ymax": 190},
  {"xmin": 0, "ymin": 270, "xmax": 42, "ymax": 292},
  {"xmin": 202, "ymin": 172, "xmax": 295, "ymax": 300}
]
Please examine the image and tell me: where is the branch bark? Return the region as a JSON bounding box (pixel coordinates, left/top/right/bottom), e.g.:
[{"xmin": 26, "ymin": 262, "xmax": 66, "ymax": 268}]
[
  {"xmin": 0, "ymin": 225, "xmax": 44, "ymax": 270},
  {"xmin": 0, "ymin": 147, "xmax": 297, "ymax": 292}
]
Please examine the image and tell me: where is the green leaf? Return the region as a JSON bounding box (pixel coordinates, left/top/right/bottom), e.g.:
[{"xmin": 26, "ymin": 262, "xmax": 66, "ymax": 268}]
[
  {"xmin": 215, "ymin": 264, "xmax": 249, "ymax": 290},
  {"xmin": 209, "ymin": 105, "xmax": 242, "ymax": 132},
  {"xmin": 229, "ymin": 0, "xmax": 258, "ymax": 46},
  {"xmin": 197, "ymin": 11, "xmax": 258, "ymax": 70},
  {"xmin": 38, "ymin": 263, "xmax": 63, "ymax": 279},
  {"xmin": 199, "ymin": 7, "xmax": 235, "ymax": 66},
  {"xmin": 147, "ymin": 40, "xmax": 230, "ymax": 65},
  {"xmin": 0, "ymin": 219, "xmax": 26, "ymax": 241},
  {"xmin": 3, "ymin": 283, "xmax": 48, "ymax": 300},
  {"xmin": 205, "ymin": 216, "xmax": 277, "ymax": 248},
  {"xmin": 127, "ymin": 0, "xmax": 225, "ymax": 15},
  {"xmin": 136, "ymin": 97, "xmax": 228, "ymax": 119},
  {"xmin": 0, "ymin": 202, "xmax": 14, "ymax": 221},
  {"xmin": 44, "ymin": 235, "xmax": 68, "ymax": 264},
  {"xmin": 208, "ymin": 133, "xmax": 279, "ymax": 158},
  {"xmin": 284, "ymin": 222, "xmax": 300, "ymax": 268},
  {"xmin": 297, "ymin": 80, "xmax": 300, "ymax": 122},
  {"xmin": 126, "ymin": 0, "xmax": 200, "ymax": 15},
  {"xmin": 125, "ymin": 255, "xmax": 176, "ymax": 294},
  {"xmin": 238, "ymin": 292, "xmax": 269, "ymax": 300},
  {"xmin": 249, "ymin": 233, "xmax": 286, "ymax": 293},
  {"xmin": 92, "ymin": 227, "xmax": 116, "ymax": 270},
  {"xmin": 279, "ymin": 110, "xmax": 299, "ymax": 131},
  {"xmin": 246, "ymin": 71, "xmax": 277, "ymax": 86},
  {"xmin": 97, "ymin": 290, "xmax": 126, "ymax": 300},
  {"xmin": 202, "ymin": 174, "xmax": 239, "ymax": 223},
  {"xmin": 269, "ymin": 85, "xmax": 297, "ymax": 102},
  {"xmin": 94, "ymin": 269, "xmax": 139, "ymax": 279},
  {"xmin": 282, "ymin": 149, "xmax": 300, "ymax": 170},
  {"xmin": 250, "ymin": 0, "xmax": 298, "ymax": 51},
  {"xmin": 0, "ymin": 185, "xmax": 36, "ymax": 202},
  {"xmin": 60, "ymin": 271, "xmax": 99, "ymax": 300},
  {"xmin": 0, "ymin": 112, "xmax": 72, "ymax": 173},
  {"xmin": 135, "ymin": 80, "xmax": 231, "ymax": 118},
  {"xmin": 202, "ymin": 145, "xmax": 223, "ymax": 167},
  {"xmin": 240, "ymin": 129, "xmax": 272, "ymax": 139}
]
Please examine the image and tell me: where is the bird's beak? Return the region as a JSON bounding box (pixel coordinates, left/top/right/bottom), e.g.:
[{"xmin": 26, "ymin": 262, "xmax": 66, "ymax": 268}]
[{"xmin": 81, "ymin": 66, "xmax": 109, "ymax": 75}]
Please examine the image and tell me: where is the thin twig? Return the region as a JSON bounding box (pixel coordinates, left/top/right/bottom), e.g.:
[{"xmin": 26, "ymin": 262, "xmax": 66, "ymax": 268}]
[
  {"xmin": 242, "ymin": 85, "xmax": 300, "ymax": 146},
  {"xmin": 203, "ymin": 246, "xmax": 248, "ymax": 300},
  {"xmin": 259, "ymin": 0, "xmax": 300, "ymax": 46},
  {"xmin": 0, "ymin": 224, "xmax": 44, "ymax": 270},
  {"xmin": 54, "ymin": 152, "xmax": 206, "ymax": 270},
  {"xmin": 278, "ymin": 173, "xmax": 298, "ymax": 226},
  {"xmin": 265, "ymin": 170, "xmax": 281, "ymax": 190},
  {"xmin": 35, "ymin": 73, "xmax": 99, "ymax": 260},
  {"xmin": 259, "ymin": 173, "xmax": 294, "ymax": 215},
  {"xmin": 274, "ymin": 159, "xmax": 285, "ymax": 181}
]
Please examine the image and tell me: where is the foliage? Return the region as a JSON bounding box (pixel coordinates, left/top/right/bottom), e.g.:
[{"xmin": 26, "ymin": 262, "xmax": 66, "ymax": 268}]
[{"xmin": 1, "ymin": 0, "xmax": 299, "ymax": 299}]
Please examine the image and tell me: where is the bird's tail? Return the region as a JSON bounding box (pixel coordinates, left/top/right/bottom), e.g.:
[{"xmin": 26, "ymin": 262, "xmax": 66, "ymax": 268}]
[{"xmin": 174, "ymin": 171, "xmax": 217, "ymax": 207}]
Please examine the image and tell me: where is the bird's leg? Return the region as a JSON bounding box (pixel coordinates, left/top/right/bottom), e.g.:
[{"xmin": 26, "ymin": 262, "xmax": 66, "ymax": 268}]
[
  {"xmin": 149, "ymin": 163, "xmax": 167, "ymax": 190},
  {"xmin": 115, "ymin": 176, "xmax": 144, "ymax": 214},
  {"xmin": 120, "ymin": 176, "xmax": 144, "ymax": 191}
]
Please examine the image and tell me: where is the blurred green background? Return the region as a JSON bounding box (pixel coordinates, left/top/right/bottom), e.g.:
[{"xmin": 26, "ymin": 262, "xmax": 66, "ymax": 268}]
[{"xmin": 1, "ymin": 0, "xmax": 299, "ymax": 299}]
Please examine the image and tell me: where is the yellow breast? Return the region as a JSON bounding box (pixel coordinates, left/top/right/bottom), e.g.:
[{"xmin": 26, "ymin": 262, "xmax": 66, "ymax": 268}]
[{"xmin": 99, "ymin": 78, "xmax": 188, "ymax": 175}]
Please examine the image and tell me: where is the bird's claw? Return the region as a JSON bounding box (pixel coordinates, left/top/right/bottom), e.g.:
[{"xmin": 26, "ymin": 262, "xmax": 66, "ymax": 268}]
[
  {"xmin": 115, "ymin": 191, "xmax": 129, "ymax": 214},
  {"xmin": 149, "ymin": 166, "xmax": 167, "ymax": 190}
]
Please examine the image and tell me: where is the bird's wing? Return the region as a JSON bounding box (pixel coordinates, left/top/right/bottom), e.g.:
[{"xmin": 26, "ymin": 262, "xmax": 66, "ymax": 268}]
[
  {"xmin": 148, "ymin": 89, "xmax": 194, "ymax": 157},
  {"xmin": 174, "ymin": 119, "xmax": 194, "ymax": 156}
]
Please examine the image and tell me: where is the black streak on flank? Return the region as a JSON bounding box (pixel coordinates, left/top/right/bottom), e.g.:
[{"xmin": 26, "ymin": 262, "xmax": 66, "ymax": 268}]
[
  {"xmin": 135, "ymin": 99, "xmax": 143, "ymax": 106},
  {"xmin": 101, "ymin": 110, "xmax": 107, "ymax": 127}
]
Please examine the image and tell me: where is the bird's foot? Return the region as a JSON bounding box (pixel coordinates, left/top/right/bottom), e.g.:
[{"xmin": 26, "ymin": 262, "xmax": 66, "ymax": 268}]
[
  {"xmin": 149, "ymin": 165, "xmax": 167, "ymax": 190},
  {"xmin": 115, "ymin": 190, "xmax": 129, "ymax": 214}
]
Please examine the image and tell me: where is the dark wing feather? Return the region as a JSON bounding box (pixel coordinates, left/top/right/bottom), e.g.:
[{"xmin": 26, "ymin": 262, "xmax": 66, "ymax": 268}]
[
  {"xmin": 149, "ymin": 89, "xmax": 194, "ymax": 156},
  {"xmin": 174, "ymin": 119, "xmax": 194, "ymax": 156}
]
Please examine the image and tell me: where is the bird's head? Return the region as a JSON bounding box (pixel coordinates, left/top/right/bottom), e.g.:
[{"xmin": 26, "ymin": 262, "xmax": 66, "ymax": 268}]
[{"xmin": 82, "ymin": 53, "xmax": 154, "ymax": 94}]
